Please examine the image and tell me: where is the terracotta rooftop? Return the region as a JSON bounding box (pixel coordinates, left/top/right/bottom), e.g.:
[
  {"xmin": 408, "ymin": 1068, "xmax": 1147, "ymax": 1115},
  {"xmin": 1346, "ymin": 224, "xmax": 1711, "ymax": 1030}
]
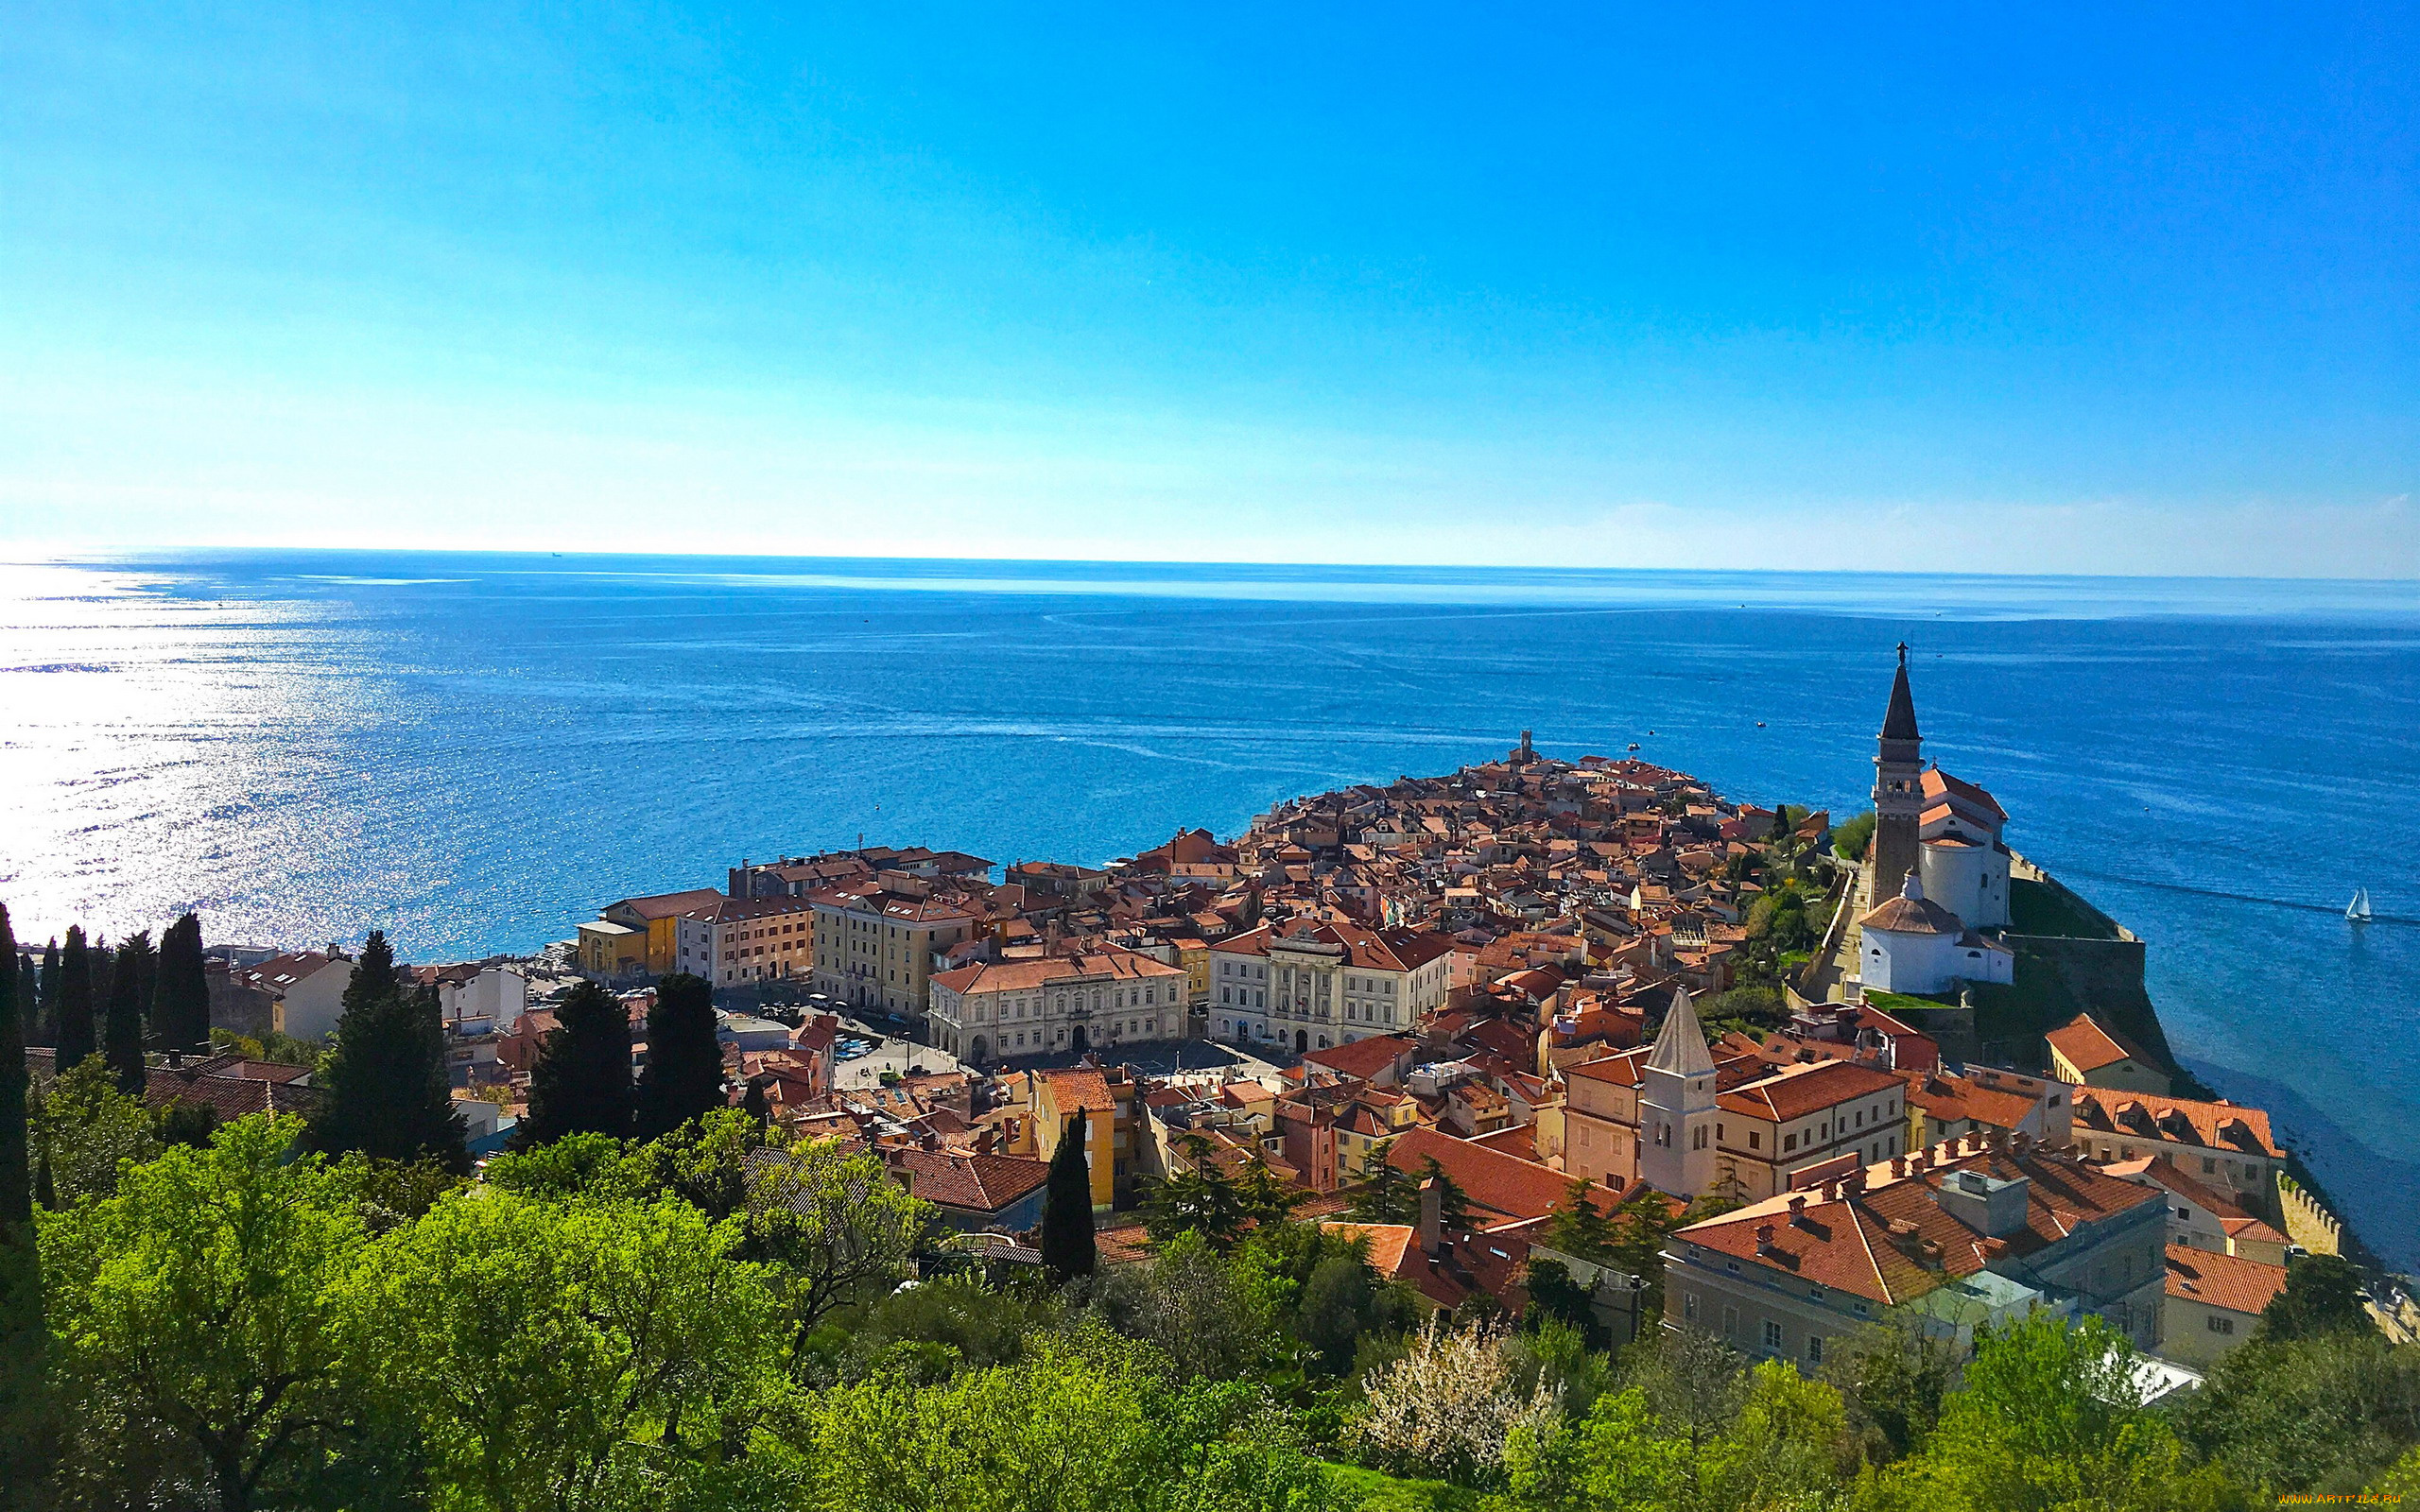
[
  {"xmin": 2046, "ymin": 1013, "xmax": 2151, "ymax": 1074},
  {"xmin": 1900, "ymin": 1069, "xmax": 2038, "ymax": 1131},
  {"xmin": 887, "ymin": 1148, "xmax": 1049, "ymax": 1215},
  {"xmin": 1677, "ymin": 1144, "xmax": 2162, "ymax": 1308},
  {"xmin": 2072, "ymin": 1088, "xmax": 2284, "ymax": 1160},
  {"xmin": 2164, "ymin": 1243, "xmax": 2289, "ymax": 1316},
  {"xmin": 1715, "ymin": 1057, "xmax": 1902, "ymax": 1123},
  {"xmin": 1381, "ymin": 1125, "xmax": 1616, "ymax": 1226}
]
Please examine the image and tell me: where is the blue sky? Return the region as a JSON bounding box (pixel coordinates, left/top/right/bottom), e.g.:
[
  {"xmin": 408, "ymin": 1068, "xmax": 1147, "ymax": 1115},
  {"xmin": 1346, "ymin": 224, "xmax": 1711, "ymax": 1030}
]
[{"xmin": 2, "ymin": 4, "xmax": 2414, "ymax": 574}]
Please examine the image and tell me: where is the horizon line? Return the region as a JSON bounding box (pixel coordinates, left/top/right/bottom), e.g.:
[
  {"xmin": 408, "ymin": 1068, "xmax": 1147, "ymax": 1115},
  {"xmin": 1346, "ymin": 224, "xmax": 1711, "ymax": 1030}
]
[{"xmin": 14, "ymin": 544, "xmax": 2420, "ymax": 590}]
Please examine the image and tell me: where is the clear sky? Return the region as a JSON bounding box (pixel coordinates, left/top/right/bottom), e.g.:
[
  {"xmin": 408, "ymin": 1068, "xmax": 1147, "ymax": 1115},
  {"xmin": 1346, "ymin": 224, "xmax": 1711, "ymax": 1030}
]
[{"xmin": 3, "ymin": 4, "xmax": 2414, "ymax": 575}]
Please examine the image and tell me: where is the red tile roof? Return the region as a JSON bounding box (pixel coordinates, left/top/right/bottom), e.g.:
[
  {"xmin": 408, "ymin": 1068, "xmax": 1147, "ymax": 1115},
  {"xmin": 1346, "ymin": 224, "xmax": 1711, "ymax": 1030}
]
[
  {"xmin": 2164, "ymin": 1243, "xmax": 2289, "ymax": 1316},
  {"xmin": 2046, "ymin": 1013, "xmax": 2151, "ymax": 1074},
  {"xmin": 2072, "ymin": 1089, "xmax": 2283, "ymax": 1160},
  {"xmin": 1381, "ymin": 1125, "xmax": 1615, "ymax": 1226},
  {"xmin": 888, "ymin": 1148, "xmax": 1049, "ymax": 1215},
  {"xmin": 1302, "ymin": 1033, "xmax": 1419, "ymax": 1080},
  {"xmin": 1716, "ymin": 1058, "xmax": 1901, "ymax": 1123},
  {"xmin": 1677, "ymin": 1144, "xmax": 2163, "ymax": 1307}
]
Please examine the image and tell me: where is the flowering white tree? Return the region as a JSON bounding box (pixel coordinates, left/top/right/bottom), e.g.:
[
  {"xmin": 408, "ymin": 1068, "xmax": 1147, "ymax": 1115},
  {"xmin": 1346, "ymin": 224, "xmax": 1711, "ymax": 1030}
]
[{"xmin": 1354, "ymin": 1313, "xmax": 1561, "ymax": 1483}]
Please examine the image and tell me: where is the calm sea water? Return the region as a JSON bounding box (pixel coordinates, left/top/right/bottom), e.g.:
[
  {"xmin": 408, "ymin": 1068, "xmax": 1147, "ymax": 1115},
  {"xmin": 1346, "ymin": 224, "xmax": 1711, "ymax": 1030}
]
[{"xmin": 4, "ymin": 552, "xmax": 2417, "ymax": 1263}]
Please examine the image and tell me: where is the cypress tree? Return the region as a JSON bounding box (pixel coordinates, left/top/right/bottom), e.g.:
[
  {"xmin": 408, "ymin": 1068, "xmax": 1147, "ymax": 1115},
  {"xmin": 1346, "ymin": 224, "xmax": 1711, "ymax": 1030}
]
[
  {"xmin": 55, "ymin": 926, "xmax": 96, "ymax": 1069},
  {"xmin": 11, "ymin": 952, "xmax": 33, "ymax": 1052},
  {"xmin": 0, "ymin": 905, "xmax": 31, "ymax": 1230},
  {"xmin": 634, "ymin": 972, "xmax": 725, "ymax": 1142},
  {"xmin": 519, "ymin": 980, "xmax": 633, "ymax": 1147},
  {"xmin": 105, "ymin": 931, "xmax": 154, "ymax": 1095},
  {"xmin": 0, "ymin": 902, "xmax": 43, "ymax": 1482},
  {"xmin": 35, "ymin": 940, "xmax": 59, "ymax": 1048},
  {"xmin": 313, "ymin": 933, "xmax": 468, "ymax": 1172},
  {"xmin": 1039, "ymin": 1115, "xmax": 1097, "ymax": 1283},
  {"xmin": 153, "ymin": 913, "xmax": 211, "ymax": 1055}
]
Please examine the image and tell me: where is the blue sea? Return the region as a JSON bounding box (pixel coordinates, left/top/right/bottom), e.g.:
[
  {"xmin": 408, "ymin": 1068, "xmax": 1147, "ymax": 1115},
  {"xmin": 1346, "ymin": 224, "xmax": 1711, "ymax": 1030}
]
[{"xmin": 4, "ymin": 552, "xmax": 2417, "ymax": 1264}]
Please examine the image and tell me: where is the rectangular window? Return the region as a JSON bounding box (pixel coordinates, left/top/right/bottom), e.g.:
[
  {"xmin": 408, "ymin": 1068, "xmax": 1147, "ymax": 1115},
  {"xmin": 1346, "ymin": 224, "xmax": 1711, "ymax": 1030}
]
[
  {"xmin": 1684, "ymin": 1292, "xmax": 1700, "ymax": 1322},
  {"xmin": 1784, "ymin": 1133, "xmax": 1797, "ymax": 1151},
  {"xmin": 2209, "ymin": 1315, "xmax": 2234, "ymax": 1335},
  {"xmin": 1721, "ymin": 1306, "xmax": 1737, "ymax": 1339},
  {"xmin": 1763, "ymin": 1320, "xmax": 1785, "ymax": 1351},
  {"xmin": 1806, "ymin": 1335, "xmax": 1824, "ymax": 1364}
]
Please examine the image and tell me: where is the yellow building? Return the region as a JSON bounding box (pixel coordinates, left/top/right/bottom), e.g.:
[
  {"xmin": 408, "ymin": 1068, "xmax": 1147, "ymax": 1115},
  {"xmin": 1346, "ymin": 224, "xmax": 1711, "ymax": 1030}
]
[
  {"xmin": 577, "ymin": 919, "xmax": 648, "ymax": 978},
  {"xmin": 582, "ymin": 888, "xmax": 727, "ymax": 976},
  {"xmin": 808, "ymin": 881, "xmax": 978, "ymax": 1020},
  {"xmin": 1034, "ymin": 1065, "xmax": 1134, "ymax": 1211}
]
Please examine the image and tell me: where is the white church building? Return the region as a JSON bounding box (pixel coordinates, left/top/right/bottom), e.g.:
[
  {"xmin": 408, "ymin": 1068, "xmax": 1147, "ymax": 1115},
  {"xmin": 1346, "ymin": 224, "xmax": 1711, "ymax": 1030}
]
[{"xmin": 1855, "ymin": 648, "xmax": 2017, "ymax": 998}]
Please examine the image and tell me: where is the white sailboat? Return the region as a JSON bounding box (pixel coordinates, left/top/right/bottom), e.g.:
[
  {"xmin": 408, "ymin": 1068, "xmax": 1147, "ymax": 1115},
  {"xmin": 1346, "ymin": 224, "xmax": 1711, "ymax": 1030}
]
[{"xmin": 2347, "ymin": 888, "xmax": 2373, "ymax": 923}]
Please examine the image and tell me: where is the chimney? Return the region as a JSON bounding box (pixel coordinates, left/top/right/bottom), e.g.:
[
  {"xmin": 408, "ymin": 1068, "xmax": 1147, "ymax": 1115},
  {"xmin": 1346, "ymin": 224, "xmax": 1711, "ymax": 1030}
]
[
  {"xmin": 1417, "ymin": 1176, "xmax": 1446, "ymax": 1257},
  {"xmin": 1754, "ymin": 1223, "xmax": 1778, "ymax": 1254}
]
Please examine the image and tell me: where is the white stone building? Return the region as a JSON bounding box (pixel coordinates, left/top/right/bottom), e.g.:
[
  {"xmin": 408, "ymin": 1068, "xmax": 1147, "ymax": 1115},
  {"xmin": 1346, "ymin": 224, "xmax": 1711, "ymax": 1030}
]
[
  {"xmin": 1207, "ymin": 919, "xmax": 1454, "ymax": 1055},
  {"xmin": 1858, "ymin": 873, "xmax": 2014, "ymax": 995},
  {"xmin": 928, "ymin": 944, "xmax": 1188, "ymax": 1063}
]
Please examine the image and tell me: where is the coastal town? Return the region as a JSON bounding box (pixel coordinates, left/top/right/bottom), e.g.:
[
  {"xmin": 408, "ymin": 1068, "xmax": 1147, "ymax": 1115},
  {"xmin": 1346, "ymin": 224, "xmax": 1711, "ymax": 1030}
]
[{"xmin": 67, "ymin": 647, "xmax": 2396, "ymax": 1388}]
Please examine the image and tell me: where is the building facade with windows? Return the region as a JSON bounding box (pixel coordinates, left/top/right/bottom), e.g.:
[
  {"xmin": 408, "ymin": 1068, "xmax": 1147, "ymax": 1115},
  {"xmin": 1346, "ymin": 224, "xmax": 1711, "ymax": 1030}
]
[
  {"xmin": 1664, "ymin": 1137, "xmax": 2168, "ymax": 1368},
  {"xmin": 806, "ymin": 883, "xmax": 978, "ymax": 1020},
  {"xmin": 927, "ymin": 944, "xmax": 1189, "ymax": 1063},
  {"xmin": 1564, "ymin": 989, "xmax": 1907, "ymax": 1202},
  {"xmin": 1207, "ymin": 919, "xmax": 1453, "ymax": 1054},
  {"xmin": 672, "ymin": 894, "xmax": 821, "ymax": 988}
]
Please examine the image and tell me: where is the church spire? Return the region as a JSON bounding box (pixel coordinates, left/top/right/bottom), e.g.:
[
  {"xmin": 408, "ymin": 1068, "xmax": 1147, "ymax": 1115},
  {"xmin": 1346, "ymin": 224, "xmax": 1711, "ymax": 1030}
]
[
  {"xmin": 1646, "ymin": 986, "xmax": 1716, "ymax": 1077},
  {"xmin": 1881, "ymin": 642, "xmax": 1920, "ymax": 742}
]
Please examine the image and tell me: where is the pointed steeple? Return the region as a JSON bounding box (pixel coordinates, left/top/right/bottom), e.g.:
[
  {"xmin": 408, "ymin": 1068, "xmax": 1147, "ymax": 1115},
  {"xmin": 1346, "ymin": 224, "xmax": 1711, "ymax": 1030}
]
[
  {"xmin": 1646, "ymin": 986, "xmax": 1716, "ymax": 1077},
  {"xmin": 1881, "ymin": 643, "xmax": 1920, "ymax": 742}
]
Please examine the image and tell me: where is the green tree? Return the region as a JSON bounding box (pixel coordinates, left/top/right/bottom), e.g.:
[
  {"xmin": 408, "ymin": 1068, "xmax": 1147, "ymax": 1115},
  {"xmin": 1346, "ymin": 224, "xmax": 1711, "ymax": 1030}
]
[
  {"xmin": 0, "ymin": 903, "xmax": 31, "ymax": 1235},
  {"xmin": 152, "ymin": 913, "xmax": 212, "ymax": 1056},
  {"xmin": 520, "ymin": 979, "xmax": 634, "ymax": 1146},
  {"xmin": 1294, "ymin": 1249, "xmax": 1380, "ymax": 1375},
  {"xmin": 1834, "ymin": 810, "xmax": 1877, "ymax": 863},
  {"xmin": 28, "ymin": 1054, "xmax": 162, "ymax": 1206},
  {"xmin": 1346, "ymin": 1139, "xmax": 1420, "ymax": 1225},
  {"xmin": 346, "ymin": 1183, "xmax": 788, "ymax": 1508},
  {"xmin": 1606, "ymin": 1188, "xmax": 1688, "ymax": 1316},
  {"xmin": 37, "ymin": 936, "xmax": 61, "ymax": 1047},
  {"xmin": 1042, "ymin": 1116, "xmax": 1099, "ymax": 1282},
  {"xmin": 0, "ymin": 900, "xmax": 43, "ymax": 1475},
  {"xmin": 737, "ymin": 1133, "xmax": 934, "ymax": 1354},
  {"xmin": 1236, "ymin": 1154, "xmax": 1305, "ymax": 1229},
  {"xmin": 104, "ymin": 931, "xmax": 154, "ymax": 1092},
  {"xmin": 1875, "ymin": 1312, "xmax": 2212, "ymax": 1511},
  {"xmin": 2177, "ymin": 1330, "xmax": 2420, "ymax": 1495},
  {"xmin": 1520, "ymin": 1258, "xmax": 1602, "ymax": 1349},
  {"xmin": 634, "ymin": 971, "xmax": 725, "ymax": 1142},
  {"xmin": 1541, "ymin": 1178, "xmax": 1616, "ymax": 1263},
  {"xmin": 313, "ymin": 931, "xmax": 468, "ymax": 1173},
  {"xmin": 805, "ymin": 1325, "xmax": 1338, "ymax": 1512},
  {"xmin": 1821, "ymin": 1314, "xmax": 1957, "ymax": 1465},
  {"xmin": 39, "ymin": 1115, "xmax": 367, "ymax": 1512},
  {"xmin": 2256, "ymin": 1252, "xmax": 2378, "ymax": 1343},
  {"xmin": 1143, "ymin": 1134, "xmax": 1253, "ymax": 1249},
  {"xmin": 1082, "ymin": 1228, "xmax": 1279, "ymax": 1383},
  {"xmin": 1508, "ymin": 1384, "xmax": 1692, "ymax": 1511}
]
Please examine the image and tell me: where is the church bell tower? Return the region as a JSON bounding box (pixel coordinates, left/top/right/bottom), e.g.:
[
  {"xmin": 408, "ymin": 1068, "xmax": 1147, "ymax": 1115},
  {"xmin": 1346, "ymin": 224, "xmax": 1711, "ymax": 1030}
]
[
  {"xmin": 1639, "ymin": 987, "xmax": 1719, "ymax": 1199},
  {"xmin": 1870, "ymin": 644, "xmax": 1925, "ymax": 907}
]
